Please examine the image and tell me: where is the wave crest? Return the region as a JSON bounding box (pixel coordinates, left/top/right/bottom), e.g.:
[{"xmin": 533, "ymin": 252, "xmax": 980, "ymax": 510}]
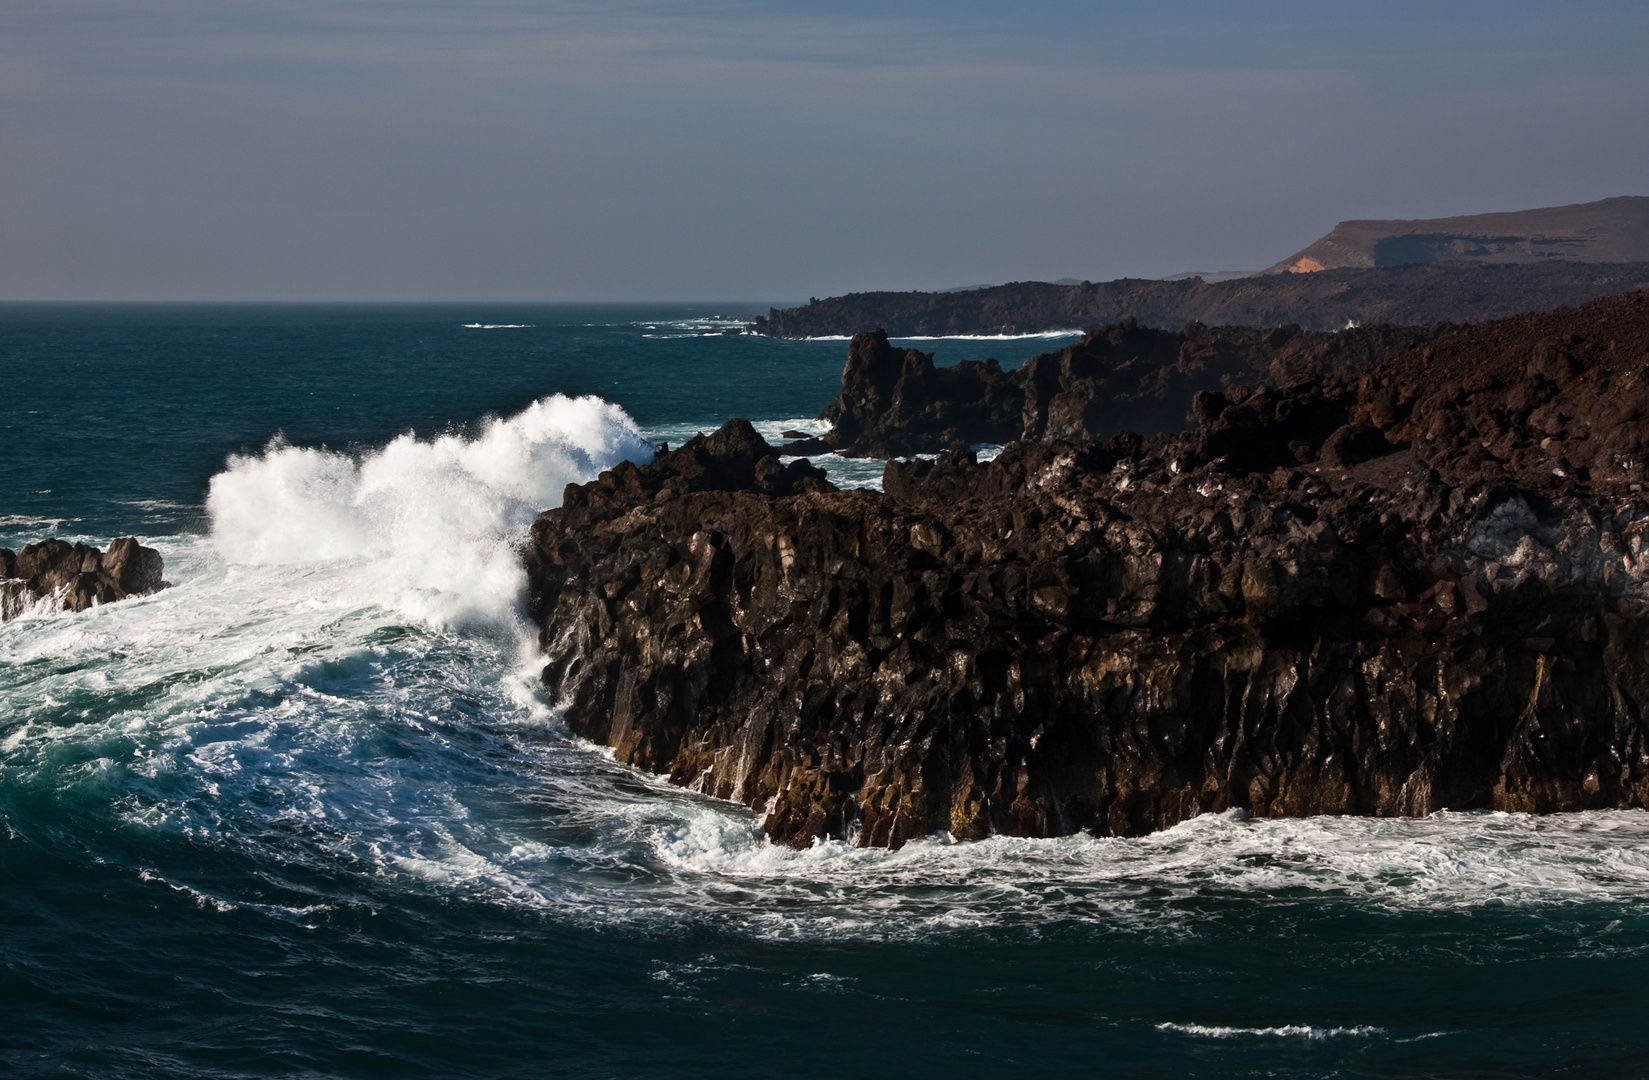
[{"xmin": 205, "ymin": 394, "xmax": 654, "ymax": 623}]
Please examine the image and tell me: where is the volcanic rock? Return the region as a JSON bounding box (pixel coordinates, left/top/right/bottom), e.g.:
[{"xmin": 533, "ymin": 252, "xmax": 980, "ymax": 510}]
[
  {"xmin": 1, "ymin": 537, "xmax": 165, "ymax": 621},
  {"xmin": 529, "ymin": 288, "xmax": 1649, "ymax": 848},
  {"xmin": 752, "ymin": 261, "xmax": 1649, "ymax": 338},
  {"xmin": 813, "ymin": 319, "xmax": 1441, "ymax": 456},
  {"xmin": 817, "ymin": 329, "xmax": 1022, "ymax": 457}
]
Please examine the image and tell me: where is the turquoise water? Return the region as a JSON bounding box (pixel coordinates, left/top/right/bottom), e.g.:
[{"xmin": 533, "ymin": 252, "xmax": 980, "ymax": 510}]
[{"xmin": 3, "ymin": 304, "xmax": 1647, "ymax": 1078}]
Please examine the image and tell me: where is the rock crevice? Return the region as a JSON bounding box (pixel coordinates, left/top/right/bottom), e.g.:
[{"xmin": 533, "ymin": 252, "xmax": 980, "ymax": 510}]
[
  {"xmin": 529, "ymin": 289, "xmax": 1649, "ymax": 847},
  {"xmin": 804, "ymin": 320, "xmax": 1443, "ymax": 458}
]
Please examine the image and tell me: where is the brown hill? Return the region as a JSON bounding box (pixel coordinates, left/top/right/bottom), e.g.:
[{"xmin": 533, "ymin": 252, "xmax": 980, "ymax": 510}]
[{"xmin": 1266, "ymin": 196, "xmax": 1649, "ymax": 274}]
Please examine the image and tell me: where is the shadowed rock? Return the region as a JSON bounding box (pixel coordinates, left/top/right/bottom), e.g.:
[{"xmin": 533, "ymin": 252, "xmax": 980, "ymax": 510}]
[
  {"xmin": 805, "ymin": 319, "xmax": 1441, "ymax": 457},
  {"xmin": 811, "ymin": 329, "xmax": 1023, "ymax": 457},
  {"xmin": 752, "ymin": 261, "xmax": 1649, "ymax": 339},
  {"xmin": 530, "ymin": 288, "xmax": 1649, "ymax": 848}
]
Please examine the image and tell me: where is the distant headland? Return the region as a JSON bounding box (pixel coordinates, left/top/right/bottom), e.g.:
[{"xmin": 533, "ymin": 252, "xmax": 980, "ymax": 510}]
[
  {"xmin": 751, "ymin": 196, "xmax": 1649, "ymax": 338},
  {"xmin": 1266, "ymin": 195, "xmax": 1649, "ymax": 274}
]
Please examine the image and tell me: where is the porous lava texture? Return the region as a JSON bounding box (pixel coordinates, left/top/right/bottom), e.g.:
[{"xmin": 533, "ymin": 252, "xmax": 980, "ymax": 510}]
[{"xmin": 528, "ymin": 288, "xmax": 1649, "ymax": 847}]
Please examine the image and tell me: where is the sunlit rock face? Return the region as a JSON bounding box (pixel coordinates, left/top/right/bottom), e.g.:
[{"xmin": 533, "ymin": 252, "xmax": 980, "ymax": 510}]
[
  {"xmin": 2, "ymin": 537, "xmax": 163, "ymax": 621},
  {"xmin": 1265, "ymin": 195, "xmax": 1649, "ymax": 273}
]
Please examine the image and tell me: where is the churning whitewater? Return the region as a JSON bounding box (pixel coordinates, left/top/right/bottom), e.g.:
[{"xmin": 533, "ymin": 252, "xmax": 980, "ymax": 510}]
[
  {"xmin": 206, "ymin": 393, "xmax": 655, "ymax": 621},
  {"xmin": 6, "ymin": 388, "xmax": 1647, "ymax": 930},
  {"xmin": 4, "ymin": 305, "xmax": 1647, "ymax": 1078}
]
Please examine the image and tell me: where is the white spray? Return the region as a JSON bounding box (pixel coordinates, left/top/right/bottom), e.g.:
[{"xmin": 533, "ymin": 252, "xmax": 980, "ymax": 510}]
[{"xmin": 206, "ymin": 394, "xmax": 655, "ymax": 625}]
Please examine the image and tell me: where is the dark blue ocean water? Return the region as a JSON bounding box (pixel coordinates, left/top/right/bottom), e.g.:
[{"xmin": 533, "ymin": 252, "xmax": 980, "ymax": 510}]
[{"xmin": 3, "ymin": 304, "xmax": 1648, "ymax": 1078}]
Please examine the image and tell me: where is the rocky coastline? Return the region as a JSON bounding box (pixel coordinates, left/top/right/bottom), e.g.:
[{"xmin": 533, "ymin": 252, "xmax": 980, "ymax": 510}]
[
  {"xmin": 795, "ymin": 318, "xmax": 1441, "ymax": 457},
  {"xmin": 1, "ymin": 537, "xmax": 165, "ymax": 621},
  {"xmin": 528, "ymin": 287, "xmax": 1649, "ymax": 848},
  {"xmin": 751, "ymin": 261, "xmax": 1649, "ymax": 339}
]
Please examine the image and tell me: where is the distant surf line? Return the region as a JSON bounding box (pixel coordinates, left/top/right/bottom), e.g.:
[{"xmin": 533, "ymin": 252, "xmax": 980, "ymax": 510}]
[
  {"xmin": 462, "ymin": 323, "xmax": 534, "ymax": 329},
  {"xmin": 798, "ymin": 330, "xmax": 1084, "ymax": 342}
]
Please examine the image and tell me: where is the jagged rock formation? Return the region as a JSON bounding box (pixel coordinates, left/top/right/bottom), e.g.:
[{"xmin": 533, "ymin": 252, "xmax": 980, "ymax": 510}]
[
  {"xmin": 1267, "ymin": 196, "xmax": 1649, "ymax": 274},
  {"xmin": 1, "ymin": 537, "xmax": 165, "ymax": 621},
  {"xmin": 751, "ymin": 261, "xmax": 1649, "ymax": 338},
  {"xmin": 800, "ymin": 330, "xmax": 1024, "ymax": 457},
  {"xmin": 529, "ymin": 288, "xmax": 1649, "ymax": 848},
  {"xmin": 803, "ymin": 321, "xmax": 1441, "ymax": 457}
]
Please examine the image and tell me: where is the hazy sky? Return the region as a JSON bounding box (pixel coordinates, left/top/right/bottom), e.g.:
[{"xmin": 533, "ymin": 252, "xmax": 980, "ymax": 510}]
[{"xmin": 3, "ymin": 1, "xmax": 1646, "ymax": 300}]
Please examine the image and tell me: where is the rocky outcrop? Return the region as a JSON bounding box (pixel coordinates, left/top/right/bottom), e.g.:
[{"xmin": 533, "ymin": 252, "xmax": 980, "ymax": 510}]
[
  {"xmin": 751, "ymin": 261, "xmax": 1649, "ymax": 338},
  {"xmin": 529, "ymin": 288, "xmax": 1649, "ymax": 848},
  {"xmin": 804, "ymin": 330, "xmax": 1023, "ymax": 457},
  {"xmin": 806, "ymin": 320, "xmax": 1441, "ymax": 457},
  {"xmin": 1, "ymin": 537, "xmax": 165, "ymax": 621}
]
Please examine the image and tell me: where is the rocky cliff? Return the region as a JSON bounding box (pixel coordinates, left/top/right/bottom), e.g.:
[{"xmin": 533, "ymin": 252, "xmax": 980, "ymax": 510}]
[
  {"xmin": 528, "ymin": 288, "xmax": 1649, "ymax": 848},
  {"xmin": 804, "ymin": 320, "xmax": 1441, "ymax": 457},
  {"xmin": 1267, "ymin": 196, "xmax": 1649, "ymax": 274},
  {"xmin": 752, "ymin": 261, "xmax": 1649, "ymax": 338},
  {"xmin": 1, "ymin": 537, "xmax": 165, "ymax": 621}
]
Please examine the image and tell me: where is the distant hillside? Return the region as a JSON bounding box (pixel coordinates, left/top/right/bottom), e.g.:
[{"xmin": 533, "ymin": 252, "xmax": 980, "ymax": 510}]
[
  {"xmin": 750, "ymin": 261, "xmax": 1649, "ymax": 338},
  {"xmin": 1267, "ymin": 196, "xmax": 1649, "ymax": 274}
]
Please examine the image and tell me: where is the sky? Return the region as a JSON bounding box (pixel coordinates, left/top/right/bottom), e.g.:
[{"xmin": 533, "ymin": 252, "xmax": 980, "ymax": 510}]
[{"xmin": 2, "ymin": 1, "xmax": 1646, "ymax": 301}]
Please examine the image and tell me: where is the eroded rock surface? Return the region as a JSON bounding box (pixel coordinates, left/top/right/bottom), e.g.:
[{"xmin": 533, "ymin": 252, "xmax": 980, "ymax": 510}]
[
  {"xmin": 529, "ymin": 289, "xmax": 1649, "ymax": 847},
  {"xmin": 806, "ymin": 329, "xmax": 1023, "ymax": 457},
  {"xmin": 809, "ymin": 320, "xmax": 1441, "ymax": 457},
  {"xmin": 1, "ymin": 537, "xmax": 165, "ymax": 620}
]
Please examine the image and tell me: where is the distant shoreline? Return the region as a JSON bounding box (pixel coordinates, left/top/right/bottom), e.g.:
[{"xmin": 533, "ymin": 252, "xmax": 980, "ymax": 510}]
[{"xmin": 750, "ymin": 262, "xmax": 1649, "ymax": 338}]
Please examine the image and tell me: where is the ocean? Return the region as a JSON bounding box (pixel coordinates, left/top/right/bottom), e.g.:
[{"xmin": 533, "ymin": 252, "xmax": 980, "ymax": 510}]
[{"xmin": 2, "ymin": 303, "xmax": 1646, "ymax": 1078}]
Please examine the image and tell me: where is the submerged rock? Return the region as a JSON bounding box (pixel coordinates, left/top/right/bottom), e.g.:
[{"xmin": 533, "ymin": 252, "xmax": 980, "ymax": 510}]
[
  {"xmin": 529, "ymin": 288, "xmax": 1649, "ymax": 847},
  {"xmin": 1, "ymin": 537, "xmax": 165, "ymax": 621}
]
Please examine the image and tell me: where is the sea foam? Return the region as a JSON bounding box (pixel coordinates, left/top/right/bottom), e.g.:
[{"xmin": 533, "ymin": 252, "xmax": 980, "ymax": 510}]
[
  {"xmin": 1156, "ymin": 1022, "xmax": 1385, "ymax": 1040},
  {"xmin": 11, "ymin": 389, "xmax": 1649, "ymax": 954},
  {"xmin": 206, "ymin": 394, "xmax": 654, "ymax": 624}
]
